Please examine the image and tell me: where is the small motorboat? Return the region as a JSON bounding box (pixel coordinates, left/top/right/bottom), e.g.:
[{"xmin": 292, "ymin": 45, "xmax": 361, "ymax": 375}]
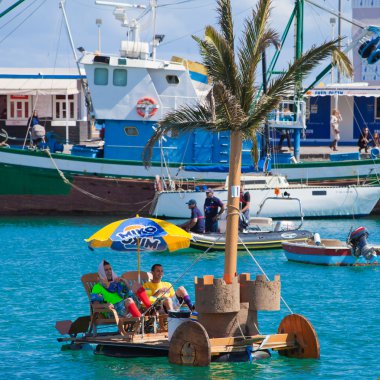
[
  {"xmin": 282, "ymin": 226, "xmax": 380, "ymax": 266},
  {"xmin": 190, "ymin": 217, "xmax": 313, "ymax": 251}
]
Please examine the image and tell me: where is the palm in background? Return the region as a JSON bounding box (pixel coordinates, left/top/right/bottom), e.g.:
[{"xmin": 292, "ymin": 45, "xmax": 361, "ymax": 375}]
[{"xmin": 144, "ymin": 0, "xmax": 352, "ymax": 281}]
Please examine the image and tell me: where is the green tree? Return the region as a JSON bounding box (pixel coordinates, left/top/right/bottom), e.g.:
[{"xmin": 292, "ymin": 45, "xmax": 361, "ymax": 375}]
[{"xmin": 144, "ymin": 0, "xmax": 352, "ymax": 282}]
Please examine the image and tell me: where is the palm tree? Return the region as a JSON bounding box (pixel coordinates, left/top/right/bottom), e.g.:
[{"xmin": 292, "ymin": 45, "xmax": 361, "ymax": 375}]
[{"xmin": 144, "ymin": 0, "xmax": 352, "ymax": 283}]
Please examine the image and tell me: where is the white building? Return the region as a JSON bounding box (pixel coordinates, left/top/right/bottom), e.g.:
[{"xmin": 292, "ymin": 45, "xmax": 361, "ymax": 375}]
[{"xmin": 0, "ymin": 68, "xmax": 91, "ymax": 144}]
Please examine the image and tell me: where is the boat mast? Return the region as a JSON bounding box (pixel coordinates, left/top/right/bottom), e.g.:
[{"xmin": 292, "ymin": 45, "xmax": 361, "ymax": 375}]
[
  {"xmin": 59, "ymin": 0, "xmax": 94, "ymax": 121},
  {"xmin": 293, "ymin": 0, "xmax": 304, "ymax": 161},
  {"xmin": 0, "ymin": 0, "xmax": 27, "ymax": 18}
]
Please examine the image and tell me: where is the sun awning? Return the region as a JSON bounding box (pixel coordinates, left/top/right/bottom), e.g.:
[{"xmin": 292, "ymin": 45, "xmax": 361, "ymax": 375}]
[
  {"xmin": 0, "ymin": 78, "xmax": 79, "ymax": 95},
  {"xmin": 305, "ymin": 87, "xmax": 380, "ymax": 97}
]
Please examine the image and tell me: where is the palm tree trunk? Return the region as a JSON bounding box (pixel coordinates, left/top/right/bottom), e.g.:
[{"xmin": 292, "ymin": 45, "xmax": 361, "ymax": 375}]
[{"xmin": 223, "ymin": 130, "xmax": 242, "ymax": 284}]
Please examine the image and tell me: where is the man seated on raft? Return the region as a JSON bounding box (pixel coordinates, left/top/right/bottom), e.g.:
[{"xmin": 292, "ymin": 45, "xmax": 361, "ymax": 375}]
[
  {"xmin": 143, "ymin": 263, "xmax": 195, "ymax": 313},
  {"xmin": 91, "ymin": 260, "xmax": 152, "ymax": 318}
]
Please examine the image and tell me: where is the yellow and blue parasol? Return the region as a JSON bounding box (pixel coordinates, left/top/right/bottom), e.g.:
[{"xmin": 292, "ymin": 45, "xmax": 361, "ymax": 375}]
[
  {"xmin": 85, "ymin": 216, "xmax": 191, "ymax": 279},
  {"xmin": 85, "ymin": 216, "xmax": 191, "ymax": 252}
]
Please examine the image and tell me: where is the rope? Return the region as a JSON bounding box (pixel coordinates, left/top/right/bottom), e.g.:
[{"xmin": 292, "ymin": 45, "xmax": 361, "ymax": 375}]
[
  {"xmin": 238, "ymin": 236, "xmax": 294, "ymax": 315},
  {"xmin": 44, "ymin": 149, "xmax": 153, "ymax": 210}
]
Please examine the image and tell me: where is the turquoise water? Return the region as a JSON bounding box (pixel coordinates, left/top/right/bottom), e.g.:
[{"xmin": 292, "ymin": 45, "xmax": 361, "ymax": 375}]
[{"xmin": 0, "ymin": 216, "xmax": 379, "ymax": 379}]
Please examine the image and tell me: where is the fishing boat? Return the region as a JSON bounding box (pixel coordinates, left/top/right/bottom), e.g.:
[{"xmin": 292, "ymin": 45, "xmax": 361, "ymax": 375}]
[
  {"xmin": 282, "ymin": 226, "xmax": 380, "ymax": 266},
  {"xmin": 150, "ymin": 174, "xmax": 380, "ymax": 219},
  {"xmin": 0, "ymin": 0, "xmax": 379, "ymax": 215}
]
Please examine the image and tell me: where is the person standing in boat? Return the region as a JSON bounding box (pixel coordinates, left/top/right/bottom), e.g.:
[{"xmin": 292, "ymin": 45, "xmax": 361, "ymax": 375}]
[
  {"xmin": 239, "ymin": 183, "xmax": 251, "ymax": 231},
  {"xmin": 178, "ymin": 199, "xmax": 205, "ymax": 233},
  {"xmin": 204, "ymin": 188, "xmax": 225, "ymax": 233},
  {"xmin": 329, "ymin": 109, "xmax": 342, "ymax": 151},
  {"xmin": 28, "ymin": 110, "xmax": 45, "ymax": 146},
  {"xmin": 358, "ymin": 127, "xmax": 371, "ymax": 153},
  {"xmin": 277, "ymin": 107, "xmax": 292, "ymax": 151}
]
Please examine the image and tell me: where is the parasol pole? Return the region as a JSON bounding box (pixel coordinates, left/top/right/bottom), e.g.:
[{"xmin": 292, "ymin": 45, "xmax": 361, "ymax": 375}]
[{"xmin": 137, "ymin": 237, "xmax": 141, "ymax": 283}]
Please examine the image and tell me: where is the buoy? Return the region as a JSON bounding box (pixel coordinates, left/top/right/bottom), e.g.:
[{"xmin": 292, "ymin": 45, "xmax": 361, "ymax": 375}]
[
  {"xmin": 136, "ymin": 97, "xmax": 159, "ymax": 118},
  {"xmin": 314, "ymin": 233, "xmax": 321, "ymax": 246}
]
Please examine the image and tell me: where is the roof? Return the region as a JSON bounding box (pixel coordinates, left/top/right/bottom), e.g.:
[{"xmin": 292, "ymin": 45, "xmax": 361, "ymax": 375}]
[
  {"xmin": 305, "ymin": 83, "xmax": 380, "ymax": 97},
  {"xmin": 0, "ymin": 68, "xmax": 85, "ymax": 95}
]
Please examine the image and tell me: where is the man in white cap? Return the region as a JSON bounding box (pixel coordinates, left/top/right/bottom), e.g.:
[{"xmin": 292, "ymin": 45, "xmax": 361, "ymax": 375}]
[
  {"xmin": 178, "ymin": 199, "xmax": 205, "ymax": 233},
  {"xmin": 204, "ymin": 189, "xmax": 225, "ymax": 233}
]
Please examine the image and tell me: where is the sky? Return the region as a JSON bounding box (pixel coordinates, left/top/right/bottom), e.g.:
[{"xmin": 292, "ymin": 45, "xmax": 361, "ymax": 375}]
[{"xmin": 0, "ymin": 0, "xmax": 353, "ymax": 85}]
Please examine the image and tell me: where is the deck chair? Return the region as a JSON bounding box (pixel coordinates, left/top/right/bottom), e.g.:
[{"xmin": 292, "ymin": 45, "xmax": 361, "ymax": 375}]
[{"xmin": 81, "ymin": 271, "xmax": 153, "ymax": 337}]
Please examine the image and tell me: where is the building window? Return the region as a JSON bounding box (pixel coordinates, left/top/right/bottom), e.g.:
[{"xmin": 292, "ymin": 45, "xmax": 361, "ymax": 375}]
[
  {"xmin": 113, "ymin": 69, "xmax": 127, "ymax": 86},
  {"xmin": 53, "ymin": 94, "xmax": 76, "ymax": 120},
  {"xmin": 124, "ymin": 126, "xmax": 138, "ymax": 136},
  {"xmin": 166, "ymin": 75, "xmax": 179, "ymax": 84},
  {"xmin": 94, "ymin": 68, "xmax": 108, "ymax": 85},
  {"xmin": 8, "ymin": 95, "xmax": 30, "ymax": 119}
]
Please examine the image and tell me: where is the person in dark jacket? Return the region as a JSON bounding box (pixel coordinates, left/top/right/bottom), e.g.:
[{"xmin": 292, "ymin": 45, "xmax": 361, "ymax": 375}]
[{"xmin": 204, "ymin": 189, "xmax": 225, "ymax": 233}]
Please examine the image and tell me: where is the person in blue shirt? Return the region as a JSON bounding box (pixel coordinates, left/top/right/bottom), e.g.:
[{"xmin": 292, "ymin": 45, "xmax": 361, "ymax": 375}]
[
  {"xmin": 179, "ymin": 199, "xmax": 205, "ymax": 233},
  {"xmin": 204, "ymin": 189, "xmax": 225, "ymax": 233}
]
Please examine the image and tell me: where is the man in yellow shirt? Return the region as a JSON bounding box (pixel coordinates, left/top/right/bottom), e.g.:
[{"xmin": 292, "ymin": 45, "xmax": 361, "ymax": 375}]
[{"xmin": 143, "ymin": 264, "xmax": 195, "ymax": 313}]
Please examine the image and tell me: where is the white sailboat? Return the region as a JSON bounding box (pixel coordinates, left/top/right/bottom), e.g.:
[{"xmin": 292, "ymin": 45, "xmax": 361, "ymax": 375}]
[{"xmin": 150, "ymin": 174, "xmax": 380, "ymax": 218}]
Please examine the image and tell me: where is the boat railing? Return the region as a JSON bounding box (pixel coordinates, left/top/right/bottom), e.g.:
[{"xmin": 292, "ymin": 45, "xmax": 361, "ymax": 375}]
[{"xmin": 256, "ymin": 196, "xmax": 304, "ymax": 229}]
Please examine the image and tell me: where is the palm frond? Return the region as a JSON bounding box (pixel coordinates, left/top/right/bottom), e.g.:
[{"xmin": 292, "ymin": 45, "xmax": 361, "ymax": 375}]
[
  {"xmin": 193, "ymin": 27, "xmax": 238, "ymax": 95},
  {"xmin": 143, "ymin": 103, "xmax": 217, "ymax": 167},
  {"xmin": 250, "ymin": 133, "xmax": 260, "ymax": 170},
  {"xmin": 332, "ymin": 47, "xmax": 353, "ymax": 78},
  {"xmin": 213, "ymin": 81, "xmax": 247, "ymax": 129},
  {"xmin": 217, "ymin": 0, "xmax": 234, "ymax": 49},
  {"xmin": 242, "ymin": 38, "xmax": 352, "ymax": 135}
]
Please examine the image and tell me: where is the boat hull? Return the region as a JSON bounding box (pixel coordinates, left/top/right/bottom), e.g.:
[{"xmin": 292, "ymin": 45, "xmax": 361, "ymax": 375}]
[
  {"xmin": 282, "ymin": 241, "xmax": 380, "ymax": 266},
  {"xmin": 151, "ymin": 186, "xmax": 380, "ymax": 219},
  {"xmin": 190, "ymin": 230, "xmax": 313, "ymax": 251},
  {"xmin": 0, "ymin": 147, "xmax": 379, "ymax": 215},
  {"xmin": 0, "ymin": 161, "xmax": 155, "ymax": 215}
]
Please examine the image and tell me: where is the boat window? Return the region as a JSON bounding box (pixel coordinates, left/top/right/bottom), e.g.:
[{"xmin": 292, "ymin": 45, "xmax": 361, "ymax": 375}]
[
  {"xmin": 245, "ymin": 180, "xmax": 267, "ymax": 185},
  {"xmin": 124, "ymin": 126, "xmax": 138, "ymax": 136},
  {"xmin": 113, "ymin": 69, "xmax": 128, "ymax": 86},
  {"xmin": 166, "ymin": 75, "xmax": 179, "ymax": 84},
  {"xmin": 94, "ymin": 68, "xmax": 108, "ymax": 85},
  {"xmin": 312, "ymin": 191, "xmax": 327, "ymax": 196}
]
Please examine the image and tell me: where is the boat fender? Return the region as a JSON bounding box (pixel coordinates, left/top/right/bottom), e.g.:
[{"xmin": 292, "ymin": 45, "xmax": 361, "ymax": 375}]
[
  {"xmin": 136, "ymin": 97, "xmax": 159, "ymax": 118},
  {"xmin": 349, "ymin": 226, "xmax": 377, "ymax": 261},
  {"xmin": 358, "ymin": 37, "xmax": 380, "ymax": 59},
  {"xmin": 368, "ymin": 47, "xmax": 380, "ymax": 65},
  {"xmin": 313, "ymin": 233, "xmax": 321, "ymax": 246}
]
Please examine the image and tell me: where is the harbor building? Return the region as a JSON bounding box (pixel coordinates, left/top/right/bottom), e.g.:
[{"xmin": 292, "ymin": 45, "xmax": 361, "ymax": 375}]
[{"xmin": 0, "ymin": 68, "xmax": 91, "ymax": 145}]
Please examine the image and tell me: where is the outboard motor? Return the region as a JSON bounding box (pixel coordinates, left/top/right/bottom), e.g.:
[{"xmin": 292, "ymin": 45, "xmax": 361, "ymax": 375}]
[{"xmin": 349, "ymin": 226, "xmax": 377, "ymax": 261}]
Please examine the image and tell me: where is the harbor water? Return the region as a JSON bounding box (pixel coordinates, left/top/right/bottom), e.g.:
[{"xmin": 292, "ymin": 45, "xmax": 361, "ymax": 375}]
[{"xmin": 0, "ymin": 216, "xmax": 379, "ymax": 379}]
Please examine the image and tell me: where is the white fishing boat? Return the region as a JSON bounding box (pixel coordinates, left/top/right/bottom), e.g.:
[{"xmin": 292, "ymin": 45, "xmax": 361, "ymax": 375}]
[{"xmin": 150, "ymin": 174, "xmax": 380, "ymax": 219}]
